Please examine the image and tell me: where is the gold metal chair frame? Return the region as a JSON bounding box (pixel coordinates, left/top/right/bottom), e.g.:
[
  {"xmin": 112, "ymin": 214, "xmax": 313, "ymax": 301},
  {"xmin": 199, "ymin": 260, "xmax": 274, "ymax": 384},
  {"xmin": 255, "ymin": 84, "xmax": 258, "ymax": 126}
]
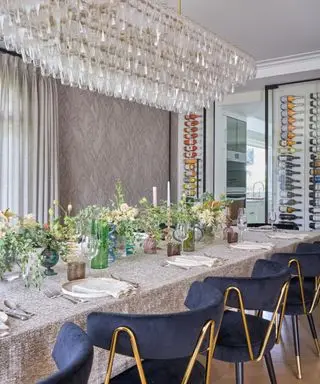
[
  {"xmin": 103, "ymin": 318, "xmax": 220, "ymax": 384},
  {"xmin": 287, "ymin": 259, "xmax": 320, "ymax": 316},
  {"xmin": 283, "ymin": 258, "xmax": 320, "ymax": 379},
  {"xmin": 223, "ymin": 282, "xmax": 290, "ymax": 362}
]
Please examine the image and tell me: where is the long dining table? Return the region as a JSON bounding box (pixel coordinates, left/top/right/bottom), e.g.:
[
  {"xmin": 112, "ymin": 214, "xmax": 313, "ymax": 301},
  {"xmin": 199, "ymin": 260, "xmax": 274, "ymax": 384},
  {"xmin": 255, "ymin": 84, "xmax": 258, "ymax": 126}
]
[{"xmin": 0, "ymin": 230, "xmax": 319, "ymax": 384}]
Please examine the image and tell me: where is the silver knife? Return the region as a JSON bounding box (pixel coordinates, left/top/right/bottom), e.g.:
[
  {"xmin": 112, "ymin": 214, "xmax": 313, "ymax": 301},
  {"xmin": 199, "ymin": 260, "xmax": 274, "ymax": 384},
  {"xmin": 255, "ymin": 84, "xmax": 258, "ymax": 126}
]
[{"xmin": 3, "ymin": 310, "xmax": 29, "ymax": 321}]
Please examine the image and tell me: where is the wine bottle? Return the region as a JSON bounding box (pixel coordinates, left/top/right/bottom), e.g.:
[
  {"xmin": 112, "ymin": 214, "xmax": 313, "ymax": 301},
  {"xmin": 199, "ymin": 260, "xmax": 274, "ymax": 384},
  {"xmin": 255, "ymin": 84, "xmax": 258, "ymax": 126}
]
[
  {"xmin": 279, "ymin": 175, "xmax": 300, "ymax": 184},
  {"xmin": 310, "ymin": 93, "xmax": 320, "ymax": 100},
  {"xmin": 309, "ymin": 176, "xmax": 320, "ymax": 185},
  {"xmin": 185, "ymin": 113, "xmax": 201, "ymax": 120},
  {"xmin": 309, "ymin": 146, "xmax": 320, "ymax": 153},
  {"xmin": 278, "ymin": 148, "xmax": 302, "ymax": 154},
  {"xmin": 279, "ymin": 161, "xmax": 301, "ymax": 169},
  {"xmin": 309, "ymin": 191, "xmax": 320, "ymax": 198},
  {"xmin": 310, "ymin": 169, "xmax": 320, "ymax": 175},
  {"xmin": 278, "ymin": 155, "xmax": 300, "ymax": 161},
  {"xmin": 310, "ymin": 108, "xmax": 320, "ymax": 115},
  {"xmin": 279, "ymin": 214, "xmax": 303, "ymax": 220},
  {"xmin": 309, "ymin": 207, "xmax": 320, "ymax": 214},
  {"xmin": 279, "ymin": 199, "xmax": 302, "ymax": 205},
  {"xmin": 281, "ymin": 132, "xmax": 303, "ymax": 140},
  {"xmin": 309, "ymin": 215, "xmax": 320, "ymax": 222},
  {"xmin": 282, "ymin": 117, "xmax": 304, "ymax": 125},
  {"xmin": 279, "ymin": 169, "xmax": 301, "ymax": 176},
  {"xmin": 279, "ymin": 206, "xmax": 301, "ymax": 213},
  {"xmin": 280, "ymin": 183, "xmax": 302, "ymax": 191},
  {"xmin": 310, "ymin": 115, "xmax": 320, "ymax": 123},
  {"xmin": 279, "ymin": 140, "xmax": 302, "ymax": 147},
  {"xmin": 310, "ymin": 100, "xmax": 320, "ymax": 107},
  {"xmin": 310, "ymin": 223, "xmax": 320, "ymax": 229},
  {"xmin": 310, "ymin": 131, "xmax": 320, "ymax": 138},
  {"xmin": 310, "ymin": 122, "xmax": 320, "ymax": 129},
  {"xmin": 280, "ymin": 191, "xmax": 302, "ymax": 198},
  {"xmin": 310, "ymin": 160, "xmax": 320, "ymax": 167},
  {"xmin": 281, "ymin": 102, "xmax": 305, "ymax": 110},
  {"xmin": 281, "ymin": 110, "xmax": 304, "ymax": 118},
  {"xmin": 281, "ymin": 124, "xmax": 304, "ymax": 132},
  {"xmin": 281, "ymin": 96, "xmax": 304, "ymax": 103},
  {"xmin": 310, "ymin": 138, "xmax": 320, "ymax": 145}
]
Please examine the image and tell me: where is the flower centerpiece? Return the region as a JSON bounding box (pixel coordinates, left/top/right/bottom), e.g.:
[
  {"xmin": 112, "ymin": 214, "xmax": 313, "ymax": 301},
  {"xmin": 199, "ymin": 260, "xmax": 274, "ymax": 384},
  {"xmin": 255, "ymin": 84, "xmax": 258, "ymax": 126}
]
[
  {"xmin": 100, "ymin": 181, "xmax": 138, "ymax": 257},
  {"xmin": 171, "ymin": 196, "xmax": 199, "ymax": 252},
  {"xmin": 192, "ymin": 193, "xmax": 229, "ymax": 240},
  {"xmin": 137, "ymin": 198, "xmax": 167, "ymax": 254},
  {"xmin": 0, "ymin": 211, "xmax": 43, "ymax": 287}
]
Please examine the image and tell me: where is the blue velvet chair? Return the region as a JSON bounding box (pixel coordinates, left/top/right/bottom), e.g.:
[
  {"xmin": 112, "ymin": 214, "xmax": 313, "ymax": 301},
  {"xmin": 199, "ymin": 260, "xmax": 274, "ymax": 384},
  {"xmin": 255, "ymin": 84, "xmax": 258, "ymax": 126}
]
[
  {"xmin": 87, "ymin": 284, "xmax": 224, "ymax": 384},
  {"xmin": 38, "ymin": 322, "xmax": 94, "ymax": 384},
  {"xmin": 271, "ymin": 251, "xmax": 320, "ymax": 379},
  {"xmin": 186, "ymin": 259, "xmax": 290, "ymax": 384}
]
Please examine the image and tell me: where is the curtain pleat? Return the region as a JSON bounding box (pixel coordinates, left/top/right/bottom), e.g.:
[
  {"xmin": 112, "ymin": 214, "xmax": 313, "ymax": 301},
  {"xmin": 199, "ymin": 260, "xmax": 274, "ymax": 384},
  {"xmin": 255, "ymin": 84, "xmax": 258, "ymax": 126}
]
[{"xmin": 0, "ymin": 54, "xmax": 59, "ymax": 223}]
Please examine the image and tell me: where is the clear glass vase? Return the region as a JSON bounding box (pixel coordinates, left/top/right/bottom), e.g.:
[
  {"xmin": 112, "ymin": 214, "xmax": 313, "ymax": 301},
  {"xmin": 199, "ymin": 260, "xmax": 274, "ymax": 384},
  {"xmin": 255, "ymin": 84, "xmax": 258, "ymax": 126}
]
[{"xmin": 91, "ymin": 220, "xmax": 109, "ymax": 269}]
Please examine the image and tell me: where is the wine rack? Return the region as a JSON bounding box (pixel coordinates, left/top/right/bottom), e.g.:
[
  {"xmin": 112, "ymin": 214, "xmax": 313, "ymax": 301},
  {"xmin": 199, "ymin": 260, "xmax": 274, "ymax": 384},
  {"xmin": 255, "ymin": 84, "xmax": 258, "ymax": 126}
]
[
  {"xmin": 309, "ymin": 93, "xmax": 320, "ymax": 230},
  {"xmin": 275, "ymin": 95, "xmax": 305, "ymax": 229}
]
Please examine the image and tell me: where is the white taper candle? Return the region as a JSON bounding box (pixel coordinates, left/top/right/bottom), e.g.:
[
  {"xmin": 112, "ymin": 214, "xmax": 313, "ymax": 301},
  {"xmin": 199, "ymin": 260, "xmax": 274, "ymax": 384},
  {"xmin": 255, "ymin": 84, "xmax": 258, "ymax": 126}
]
[{"xmin": 152, "ymin": 186, "xmax": 158, "ymax": 207}]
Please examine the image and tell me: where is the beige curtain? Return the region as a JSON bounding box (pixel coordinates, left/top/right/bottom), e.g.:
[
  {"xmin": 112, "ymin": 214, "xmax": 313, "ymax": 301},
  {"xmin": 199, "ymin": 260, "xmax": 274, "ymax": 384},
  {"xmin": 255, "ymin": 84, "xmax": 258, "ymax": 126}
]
[{"xmin": 0, "ymin": 53, "xmax": 59, "ymax": 223}]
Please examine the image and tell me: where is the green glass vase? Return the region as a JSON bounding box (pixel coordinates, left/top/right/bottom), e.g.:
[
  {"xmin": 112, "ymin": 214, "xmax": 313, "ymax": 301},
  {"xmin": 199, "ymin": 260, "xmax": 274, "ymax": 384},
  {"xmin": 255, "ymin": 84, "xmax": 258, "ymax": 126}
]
[
  {"xmin": 183, "ymin": 228, "xmax": 195, "ymax": 252},
  {"xmin": 91, "ymin": 220, "xmax": 109, "ymax": 269}
]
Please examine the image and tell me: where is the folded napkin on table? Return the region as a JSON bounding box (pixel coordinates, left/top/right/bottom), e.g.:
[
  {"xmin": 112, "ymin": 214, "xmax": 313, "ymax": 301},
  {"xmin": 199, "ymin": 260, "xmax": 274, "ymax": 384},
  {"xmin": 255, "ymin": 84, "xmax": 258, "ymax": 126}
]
[
  {"xmin": 0, "ymin": 311, "xmax": 9, "ymax": 338},
  {"xmin": 230, "ymin": 241, "xmax": 274, "ymax": 250},
  {"xmin": 166, "ymin": 255, "xmax": 222, "ymax": 269},
  {"xmin": 267, "ymin": 233, "xmax": 309, "ymax": 240},
  {"xmin": 72, "ymin": 278, "xmax": 135, "ymax": 299}
]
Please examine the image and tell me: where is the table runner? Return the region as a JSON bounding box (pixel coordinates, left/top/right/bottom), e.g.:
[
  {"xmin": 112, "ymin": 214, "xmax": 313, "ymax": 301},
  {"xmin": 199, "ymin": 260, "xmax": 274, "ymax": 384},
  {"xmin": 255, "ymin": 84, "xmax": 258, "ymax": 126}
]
[{"xmin": 0, "ymin": 231, "xmax": 319, "ymax": 383}]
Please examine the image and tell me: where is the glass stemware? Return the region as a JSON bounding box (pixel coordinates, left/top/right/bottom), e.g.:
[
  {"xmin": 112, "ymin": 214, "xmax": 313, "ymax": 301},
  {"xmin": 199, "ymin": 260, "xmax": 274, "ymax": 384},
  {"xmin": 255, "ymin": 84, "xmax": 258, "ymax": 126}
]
[
  {"xmin": 81, "ymin": 235, "xmax": 98, "ymax": 275},
  {"xmin": 175, "ymin": 223, "xmax": 190, "ymax": 255},
  {"xmin": 237, "ymin": 209, "xmax": 247, "ymax": 243},
  {"xmin": 269, "ymin": 211, "xmax": 277, "ymax": 231}
]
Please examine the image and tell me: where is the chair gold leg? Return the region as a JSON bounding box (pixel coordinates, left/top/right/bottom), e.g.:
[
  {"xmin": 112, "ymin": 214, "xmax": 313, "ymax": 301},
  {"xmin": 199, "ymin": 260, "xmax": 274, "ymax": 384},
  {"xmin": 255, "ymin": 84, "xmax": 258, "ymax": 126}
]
[
  {"xmin": 307, "ymin": 314, "xmax": 320, "ymax": 357},
  {"xmin": 292, "ymin": 316, "xmax": 302, "ymax": 380},
  {"xmin": 296, "ymin": 356, "xmax": 302, "ymax": 380}
]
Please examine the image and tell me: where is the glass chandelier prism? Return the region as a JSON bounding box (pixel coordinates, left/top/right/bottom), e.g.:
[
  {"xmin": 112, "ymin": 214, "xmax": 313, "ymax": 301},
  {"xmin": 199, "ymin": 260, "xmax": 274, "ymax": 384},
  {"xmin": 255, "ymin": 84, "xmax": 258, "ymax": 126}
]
[{"xmin": 0, "ymin": 0, "xmax": 256, "ymax": 113}]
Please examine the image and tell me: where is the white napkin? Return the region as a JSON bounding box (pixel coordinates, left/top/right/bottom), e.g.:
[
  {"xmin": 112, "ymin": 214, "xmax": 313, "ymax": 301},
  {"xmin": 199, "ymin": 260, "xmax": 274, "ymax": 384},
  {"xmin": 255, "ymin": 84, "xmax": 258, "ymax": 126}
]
[
  {"xmin": 0, "ymin": 311, "xmax": 9, "ymax": 337},
  {"xmin": 72, "ymin": 278, "xmax": 134, "ymax": 299},
  {"xmin": 230, "ymin": 241, "xmax": 274, "ymax": 250},
  {"xmin": 166, "ymin": 255, "xmax": 222, "ymax": 269},
  {"xmin": 267, "ymin": 233, "xmax": 309, "ymax": 240}
]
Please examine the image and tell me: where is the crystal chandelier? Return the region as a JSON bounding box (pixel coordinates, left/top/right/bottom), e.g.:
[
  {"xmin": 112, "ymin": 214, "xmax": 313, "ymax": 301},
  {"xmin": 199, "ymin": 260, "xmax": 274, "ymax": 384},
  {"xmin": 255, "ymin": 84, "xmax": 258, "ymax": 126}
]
[{"xmin": 0, "ymin": 0, "xmax": 256, "ymax": 113}]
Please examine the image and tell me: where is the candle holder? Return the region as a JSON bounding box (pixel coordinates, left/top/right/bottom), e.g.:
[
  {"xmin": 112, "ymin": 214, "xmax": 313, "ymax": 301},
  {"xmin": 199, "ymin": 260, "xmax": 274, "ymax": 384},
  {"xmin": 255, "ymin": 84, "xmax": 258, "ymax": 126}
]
[{"xmin": 167, "ymin": 242, "xmax": 181, "ymax": 257}]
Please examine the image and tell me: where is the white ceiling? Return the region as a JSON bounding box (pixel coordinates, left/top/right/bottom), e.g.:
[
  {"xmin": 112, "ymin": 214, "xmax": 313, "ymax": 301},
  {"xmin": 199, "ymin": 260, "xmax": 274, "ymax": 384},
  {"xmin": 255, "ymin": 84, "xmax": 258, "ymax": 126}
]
[{"xmin": 165, "ymin": 0, "xmax": 320, "ymax": 61}]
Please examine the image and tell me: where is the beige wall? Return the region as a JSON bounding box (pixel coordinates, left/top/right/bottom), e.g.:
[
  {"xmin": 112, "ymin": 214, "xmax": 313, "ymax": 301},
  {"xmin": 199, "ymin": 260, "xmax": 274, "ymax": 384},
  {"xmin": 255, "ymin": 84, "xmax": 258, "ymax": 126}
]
[{"xmin": 58, "ymin": 84, "xmax": 170, "ymax": 212}]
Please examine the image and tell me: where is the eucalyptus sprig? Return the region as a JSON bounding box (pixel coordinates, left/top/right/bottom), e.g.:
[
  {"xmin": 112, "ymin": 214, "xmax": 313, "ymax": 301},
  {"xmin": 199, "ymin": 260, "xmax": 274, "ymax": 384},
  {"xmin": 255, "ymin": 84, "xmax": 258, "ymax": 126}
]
[
  {"xmin": 137, "ymin": 198, "xmax": 167, "ymax": 241},
  {"xmin": 171, "ymin": 195, "xmax": 198, "ymax": 226}
]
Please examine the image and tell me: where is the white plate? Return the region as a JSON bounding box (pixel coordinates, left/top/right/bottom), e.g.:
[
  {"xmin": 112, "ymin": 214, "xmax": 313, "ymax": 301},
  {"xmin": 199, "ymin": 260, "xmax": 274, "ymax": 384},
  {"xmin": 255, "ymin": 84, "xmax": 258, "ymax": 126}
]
[{"xmin": 61, "ymin": 277, "xmax": 134, "ymax": 299}]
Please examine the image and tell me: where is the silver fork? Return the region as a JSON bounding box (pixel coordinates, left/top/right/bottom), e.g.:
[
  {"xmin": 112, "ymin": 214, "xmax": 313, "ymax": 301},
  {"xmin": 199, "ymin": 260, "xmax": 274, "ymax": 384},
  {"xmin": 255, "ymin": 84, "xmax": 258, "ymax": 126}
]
[{"xmin": 44, "ymin": 288, "xmax": 87, "ymax": 304}]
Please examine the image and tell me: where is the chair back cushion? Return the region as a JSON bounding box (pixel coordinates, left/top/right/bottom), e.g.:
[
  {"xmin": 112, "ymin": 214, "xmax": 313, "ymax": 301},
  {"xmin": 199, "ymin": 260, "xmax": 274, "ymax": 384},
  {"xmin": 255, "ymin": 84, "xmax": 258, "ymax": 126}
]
[
  {"xmin": 296, "ymin": 242, "xmax": 320, "ymax": 254},
  {"xmin": 87, "ymin": 286, "xmax": 224, "ymax": 360},
  {"xmin": 272, "ymin": 252, "xmax": 320, "ymax": 277},
  {"xmin": 38, "ymin": 322, "xmax": 93, "ymax": 384},
  {"xmin": 201, "ymin": 259, "xmax": 290, "ymax": 310}
]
